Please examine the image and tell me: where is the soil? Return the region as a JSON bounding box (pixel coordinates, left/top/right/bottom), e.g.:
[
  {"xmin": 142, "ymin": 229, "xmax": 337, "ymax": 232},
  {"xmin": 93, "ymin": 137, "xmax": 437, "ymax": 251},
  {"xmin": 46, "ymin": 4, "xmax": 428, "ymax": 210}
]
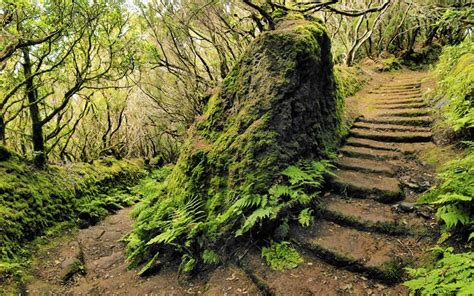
[{"xmin": 21, "ymin": 69, "xmax": 440, "ymax": 295}]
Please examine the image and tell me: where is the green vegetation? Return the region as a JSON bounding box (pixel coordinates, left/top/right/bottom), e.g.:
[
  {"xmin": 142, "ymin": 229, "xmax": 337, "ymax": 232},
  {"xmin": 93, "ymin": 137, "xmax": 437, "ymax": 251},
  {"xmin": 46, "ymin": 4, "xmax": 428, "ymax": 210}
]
[
  {"xmin": 404, "ymin": 40, "xmax": 474, "ymax": 295},
  {"xmin": 404, "ymin": 247, "xmax": 474, "ymax": 295},
  {"xmin": 410, "ymin": 145, "xmax": 473, "ymax": 294},
  {"xmin": 335, "ymin": 66, "xmax": 367, "ymax": 98},
  {"xmin": 418, "ymin": 146, "xmax": 473, "ymax": 241},
  {"xmin": 434, "ymin": 39, "xmax": 474, "ymax": 136},
  {"xmin": 128, "ymin": 158, "xmax": 333, "ymax": 275},
  {"xmin": 0, "ymin": 149, "xmax": 144, "ymax": 275},
  {"xmin": 125, "ymin": 19, "xmax": 341, "ymax": 275},
  {"xmin": 261, "ymin": 241, "xmax": 303, "ymax": 271},
  {"xmin": 377, "ymin": 56, "xmax": 402, "ymax": 72}
]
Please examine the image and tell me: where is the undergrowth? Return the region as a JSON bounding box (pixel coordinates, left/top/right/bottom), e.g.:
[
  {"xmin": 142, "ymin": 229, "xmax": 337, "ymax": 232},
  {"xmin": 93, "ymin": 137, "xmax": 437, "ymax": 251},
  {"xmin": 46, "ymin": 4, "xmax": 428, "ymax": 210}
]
[
  {"xmin": 404, "ymin": 135, "xmax": 473, "ymax": 292},
  {"xmin": 433, "ymin": 38, "xmax": 473, "ymax": 136},
  {"xmin": 126, "ymin": 160, "xmax": 333, "ymax": 275},
  {"xmin": 404, "ymin": 247, "xmax": 473, "ymax": 295},
  {"xmin": 0, "ymin": 152, "xmax": 144, "ymax": 288},
  {"xmin": 417, "ymin": 144, "xmax": 473, "ymax": 242},
  {"xmin": 261, "ymin": 241, "xmax": 303, "ymax": 271}
]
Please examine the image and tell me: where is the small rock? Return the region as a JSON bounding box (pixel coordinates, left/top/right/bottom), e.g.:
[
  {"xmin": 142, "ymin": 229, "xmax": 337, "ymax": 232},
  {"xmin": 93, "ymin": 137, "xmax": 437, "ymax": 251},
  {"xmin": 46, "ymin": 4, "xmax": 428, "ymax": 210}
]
[
  {"xmin": 398, "ymin": 202, "xmax": 416, "ymax": 212},
  {"xmin": 404, "ymin": 181, "xmax": 419, "ymax": 189}
]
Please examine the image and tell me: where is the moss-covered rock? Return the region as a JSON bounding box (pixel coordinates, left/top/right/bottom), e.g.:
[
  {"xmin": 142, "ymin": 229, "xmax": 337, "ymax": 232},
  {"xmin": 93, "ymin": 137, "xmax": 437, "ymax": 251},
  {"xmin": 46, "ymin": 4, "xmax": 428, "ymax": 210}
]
[{"xmin": 127, "ymin": 18, "xmax": 343, "ymax": 272}]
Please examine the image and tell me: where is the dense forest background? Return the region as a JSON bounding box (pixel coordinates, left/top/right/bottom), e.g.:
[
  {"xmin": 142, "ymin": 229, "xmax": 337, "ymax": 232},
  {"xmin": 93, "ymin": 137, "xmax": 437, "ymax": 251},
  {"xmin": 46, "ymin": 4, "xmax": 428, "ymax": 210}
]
[
  {"xmin": 1, "ymin": 1, "xmax": 473, "ymax": 295},
  {"xmin": 1, "ymin": 0, "xmax": 471, "ymax": 167}
]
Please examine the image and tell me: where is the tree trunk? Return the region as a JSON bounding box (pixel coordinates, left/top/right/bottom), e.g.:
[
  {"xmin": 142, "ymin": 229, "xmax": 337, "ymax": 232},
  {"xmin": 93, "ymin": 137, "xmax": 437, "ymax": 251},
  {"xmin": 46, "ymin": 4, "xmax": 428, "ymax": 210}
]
[
  {"xmin": 0, "ymin": 115, "xmax": 5, "ymax": 145},
  {"xmin": 22, "ymin": 47, "xmax": 46, "ymax": 168}
]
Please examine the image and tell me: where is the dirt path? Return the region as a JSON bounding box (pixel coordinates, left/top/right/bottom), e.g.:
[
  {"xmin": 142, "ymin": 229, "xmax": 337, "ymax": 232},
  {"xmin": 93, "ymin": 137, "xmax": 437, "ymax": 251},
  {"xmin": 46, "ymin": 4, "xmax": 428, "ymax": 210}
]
[{"xmin": 24, "ymin": 71, "xmax": 438, "ymax": 295}]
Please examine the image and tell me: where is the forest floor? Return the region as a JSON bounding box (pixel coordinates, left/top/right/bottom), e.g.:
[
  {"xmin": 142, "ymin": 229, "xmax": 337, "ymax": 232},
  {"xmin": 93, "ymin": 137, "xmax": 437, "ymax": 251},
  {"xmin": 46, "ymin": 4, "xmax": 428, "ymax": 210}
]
[{"xmin": 22, "ymin": 70, "xmax": 441, "ymax": 295}]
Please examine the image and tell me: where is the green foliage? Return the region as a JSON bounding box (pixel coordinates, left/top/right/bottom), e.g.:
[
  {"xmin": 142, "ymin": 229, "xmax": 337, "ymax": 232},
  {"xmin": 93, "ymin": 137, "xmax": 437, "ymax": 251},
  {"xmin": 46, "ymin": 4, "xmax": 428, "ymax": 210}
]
[
  {"xmin": 377, "ymin": 56, "xmax": 402, "ymax": 72},
  {"xmin": 404, "ymin": 247, "xmax": 474, "ymax": 295},
  {"xmin": 0, "ymin": 157, "xmax": 144, "ymax": 263},
  {"xmin": 434, "ymin": 39, "xmax": 474, "ymax": 134},
  {"xmin": 298, "ymin": 208, "xmax": 313, "ymax": 227},
  {"xmin": 261, "ymin": 241, "xmax": 303, "ymax": 271},
  {"xmin": 126, "ymin": 20, "xmax": 341, "ymax": 275},
  {"xmin": 418, "ymin": 145, "xmax": 473, "ymax": 240},
  {"xmin": 202, "ymin": 249, "xmax": 220, "ymax": 265},
  {"xmin": 126, "ymin": 160, "xmax": 333, "ymax": 275}
]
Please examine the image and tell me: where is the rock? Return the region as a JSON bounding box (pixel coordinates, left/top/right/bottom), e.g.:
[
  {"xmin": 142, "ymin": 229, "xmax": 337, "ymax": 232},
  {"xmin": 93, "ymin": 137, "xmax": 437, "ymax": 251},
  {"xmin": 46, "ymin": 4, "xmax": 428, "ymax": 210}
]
[
  {"xmin": 128, "ymin": 17, "xmax": 342, "ymax": 264},
  {"xmin": 398, "ymin": 202, "xmax": 416, "ymax": 213},
  {"xmin": 60, "ymin": 258, "xmax": 85, "ymax": 283},
  {"xmin": 58, "ymin": 241, "xmax": 86, "ymax": 283}
]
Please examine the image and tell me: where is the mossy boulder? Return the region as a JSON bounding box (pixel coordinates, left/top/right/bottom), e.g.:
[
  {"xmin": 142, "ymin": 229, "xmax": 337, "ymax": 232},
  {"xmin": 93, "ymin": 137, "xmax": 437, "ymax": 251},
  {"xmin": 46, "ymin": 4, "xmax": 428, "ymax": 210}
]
[{"xmin": 128, "ymin": 19, "xmax": 343, "ymax": 271}]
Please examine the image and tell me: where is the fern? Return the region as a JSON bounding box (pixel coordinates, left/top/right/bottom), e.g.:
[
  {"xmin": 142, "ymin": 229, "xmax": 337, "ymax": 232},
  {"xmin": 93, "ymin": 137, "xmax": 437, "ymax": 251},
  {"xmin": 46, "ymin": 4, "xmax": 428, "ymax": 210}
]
[
  {"xmin": 418, "ymin": 149, "xmax": 473, "ymax": 240},
  {"xmin": 404, "ymin": 248, "xmax": 474, "ymax": 295},
  {"xmin": 298, "ymin": 208, "xmax": 313, "ymax": 227},
  {"xmin": 127, "ymin": 159, "xmax": 333, "ymax": 274},
  {"xmin": 202, "ymin": 249, "xmax": 220, "ymax": 265},
  {"xmin": 237, "ymin": 206, "xmax": 278, "ymax": 236},
  {"xmin": 261, "ymin": 241, "xmax": 303, "ymax": 271}
]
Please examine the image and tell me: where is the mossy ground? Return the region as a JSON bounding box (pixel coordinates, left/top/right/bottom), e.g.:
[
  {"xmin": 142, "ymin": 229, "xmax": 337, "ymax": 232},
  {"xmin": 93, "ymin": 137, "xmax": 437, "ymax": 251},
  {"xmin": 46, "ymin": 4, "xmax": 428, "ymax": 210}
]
[{"xmin": 0, "ymin": 148, "xmax": 144, "ymax": 287}]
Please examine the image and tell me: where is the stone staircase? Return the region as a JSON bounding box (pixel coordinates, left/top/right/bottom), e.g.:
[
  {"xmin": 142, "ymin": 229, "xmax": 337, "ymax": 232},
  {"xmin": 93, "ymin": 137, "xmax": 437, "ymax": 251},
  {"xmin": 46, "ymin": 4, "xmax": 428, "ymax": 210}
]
[
  {"xmin": 241, "ymin": 79, "xmax": 436, "ymax": 295},
  {"xmin": 294, "ymin": 80, "xmax": 433, "ymax": 281}
]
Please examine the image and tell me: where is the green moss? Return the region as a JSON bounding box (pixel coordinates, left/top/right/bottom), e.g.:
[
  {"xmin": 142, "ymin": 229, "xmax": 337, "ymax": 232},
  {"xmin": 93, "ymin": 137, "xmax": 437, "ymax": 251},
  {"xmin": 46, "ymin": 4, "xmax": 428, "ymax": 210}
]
[{"xmin": 0, "ymin": 157, "xmax": 144, "ymax": 262}]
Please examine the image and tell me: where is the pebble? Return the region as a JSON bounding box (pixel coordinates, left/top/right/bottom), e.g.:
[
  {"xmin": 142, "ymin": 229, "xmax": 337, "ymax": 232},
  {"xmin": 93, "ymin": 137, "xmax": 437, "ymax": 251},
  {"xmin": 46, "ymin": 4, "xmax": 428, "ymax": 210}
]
[{"xmin": 398, "ymin": 202, "xmax": 416, "ymax": 212}]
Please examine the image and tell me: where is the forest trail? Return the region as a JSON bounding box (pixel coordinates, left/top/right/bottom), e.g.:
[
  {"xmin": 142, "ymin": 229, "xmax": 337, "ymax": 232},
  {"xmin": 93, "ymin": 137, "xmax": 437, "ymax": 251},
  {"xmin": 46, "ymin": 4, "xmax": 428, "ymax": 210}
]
[{"xmin": 24, "ymin": 72, "xmax": 438, "ymax": 295}]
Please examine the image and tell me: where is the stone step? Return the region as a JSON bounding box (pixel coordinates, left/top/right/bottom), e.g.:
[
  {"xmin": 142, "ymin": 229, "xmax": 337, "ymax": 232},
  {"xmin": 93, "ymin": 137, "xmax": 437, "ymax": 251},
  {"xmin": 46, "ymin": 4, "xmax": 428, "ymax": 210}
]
[
  {"xmin": 370, "ymin": 90, "xmax": 422, "ymax": 96},
  {"xmin": 360, "ymin": 116, "xmax": 432, "ymax": 127},
  {"xmin": 291, "ymin": 220, "xmax": 413, "ymax": 282},
  {"xmin": 381, "ymin": 83, "xmax": 420, "ymax": 88},
  {"xmin": 336, "ymin": 156, "xmax": 396, "ymax": 176},
  {"xmin": 375, "ymin": 98, "xmax": 425, "ymax": 105},
  {"xmin": 378, "ymin": 85, "xmax": 420, "ymax": 91},
  {"xmin": 353, "ymin": 121, "xmax": 431, "ymax": 133},
  {"xmin": 345, "ymin": 137, "xmax": 400, "ymax": 151},
  {"xmin": 350, "ymin": 128, "xmax": 432, "ymax": 143},
  {"xmin": 239, "ymin": 250, "xmax": 406, "ymax": 295},
  {"xmin": 331, "ymin": 169, "xmax": 403, "ymax": 202},
  {"xmin": 373, "ymin": 94, "xmax": 423, "ymax": 100},
  {"xmin": 317, "ymin": 195, "xmax": 428, "ymax": 235},
  {"xmin": 340, "ymin": 145, "xmax": 400, "ymax": 160},
  {"xmin": 378, "ymin": 109, "xmax": 431, "ymax": 118},
  {"xmin": 376, "ymin": 103, "xmax": 428, "ymax": 110}
]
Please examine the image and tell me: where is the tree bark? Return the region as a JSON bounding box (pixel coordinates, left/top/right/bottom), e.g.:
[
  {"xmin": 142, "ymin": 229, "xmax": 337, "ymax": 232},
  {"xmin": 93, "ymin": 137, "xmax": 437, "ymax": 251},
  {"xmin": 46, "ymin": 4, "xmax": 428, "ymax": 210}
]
[
  {"xmin": 22, "ymin": 47, "xmax": 46, "ymax": 168},
  {"xmin": 0, "ymin": 115, "xmax": 5, "ymax": 145}
]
